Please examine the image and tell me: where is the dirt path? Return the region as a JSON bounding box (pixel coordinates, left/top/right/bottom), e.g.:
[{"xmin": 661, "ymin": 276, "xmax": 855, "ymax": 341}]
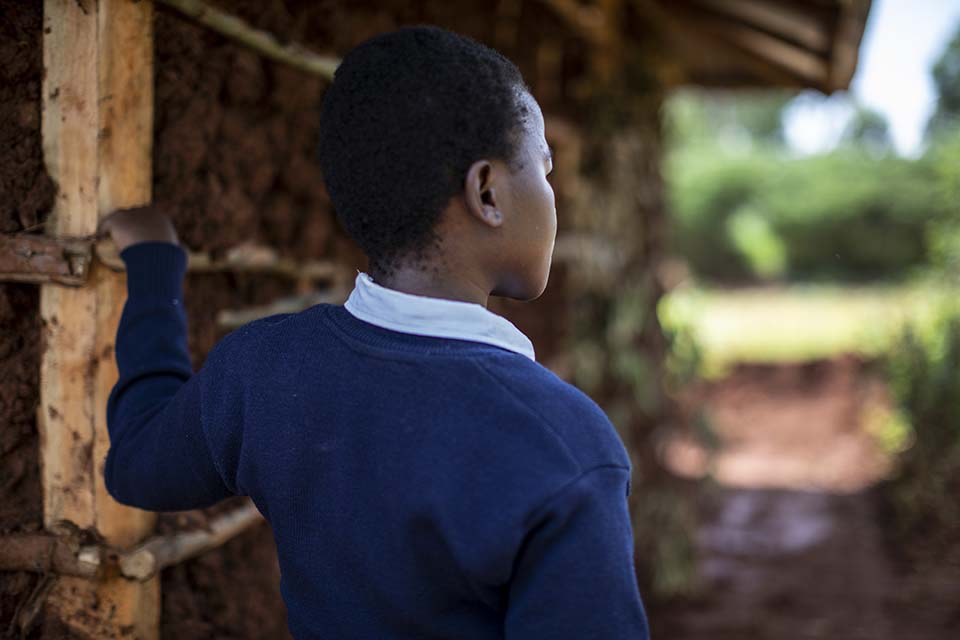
[{"xmin": 654, "ymin": 357, "xmax": 908, "ymax": 639}]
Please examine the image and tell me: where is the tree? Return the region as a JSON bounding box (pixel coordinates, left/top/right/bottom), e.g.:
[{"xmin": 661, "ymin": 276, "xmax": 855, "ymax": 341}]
[
  {"xmin": 926, "ymin": 23, "xmax": 960, "ymax": 138},
  {"xmin": 843, "ymin": 104, "xmax": 892, "ymax": 151},
  {"xmin": 664, "ymin": 89, "xmax": 795, "ymax": 150}
]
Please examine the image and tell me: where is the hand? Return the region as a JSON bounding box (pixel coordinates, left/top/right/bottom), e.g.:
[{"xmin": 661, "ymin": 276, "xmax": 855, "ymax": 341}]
[{"xmin": 97, "ymin": 204, "xmax": 179, "ymax": 253}]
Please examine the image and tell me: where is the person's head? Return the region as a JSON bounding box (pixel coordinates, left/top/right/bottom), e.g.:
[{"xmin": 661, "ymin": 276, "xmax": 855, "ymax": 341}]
[{"xmin": 317, "ymin": 25, "xmax": 556, "ymax": 301}]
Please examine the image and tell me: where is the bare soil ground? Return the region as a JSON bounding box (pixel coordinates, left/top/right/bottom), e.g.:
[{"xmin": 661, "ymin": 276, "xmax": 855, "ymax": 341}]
[{"xmin": 653, "ymin": 357, "xmax": 960, "ymax": 639}]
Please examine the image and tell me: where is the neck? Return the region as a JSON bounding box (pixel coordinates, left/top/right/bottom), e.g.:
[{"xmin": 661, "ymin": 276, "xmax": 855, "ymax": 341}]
[{"xmin": 369, "ymin": 262, "xmax": 491, "ymax": 307}]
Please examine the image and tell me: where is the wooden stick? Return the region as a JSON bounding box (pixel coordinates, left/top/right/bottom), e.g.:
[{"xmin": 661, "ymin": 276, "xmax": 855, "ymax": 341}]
[
  {"xmin": 0, "ymin": 235, "xmax": 344, "ymax": 285},
  {"xmin": 217, "ymin": 287, "xmax": 350, "ymax": 329},
  {"xmin": 691, "ymin": 0, "xmax": 830, "ymax": 54},
  {"xmin": 828, "ymin": 0, "xmax": 870, "ymax": 91},
  {"xmin": 536, "ymin": 0, "xmax": 610, "ymax": 46},
  {"xmin": 632, "ymin": 0, "xmax": 802, "ymax": 88},
  {"xmin": 119, "ymin": 502, "xmax": 265, "ymax": 581},
  {"xmin": 97, "ymin": 238, "xmax": 343, "ymax": 281},
  {"xmin": 0, "ymin": 234, "xmax": 92, "ymax": 286},
  {"xmin": 0, "ymin": 533, "xmax": 101, "ymax": 579},
  {"xmin": 0, "ymin": 502, "xmax": 265, "ymax": 583},
  {"xmin": 155, "ymin": 0, "xmax": 340, "ymax": 79}
]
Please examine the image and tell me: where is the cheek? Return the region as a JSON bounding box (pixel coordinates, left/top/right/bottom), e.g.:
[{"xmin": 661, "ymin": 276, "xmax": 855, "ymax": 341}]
[
  {"xmin": 507, "ymin": 175, "xmax": 556, "ymax": 261},
  {"xmin": 536, "ymin": 179, "xmax": 557, "ymax": 247}
]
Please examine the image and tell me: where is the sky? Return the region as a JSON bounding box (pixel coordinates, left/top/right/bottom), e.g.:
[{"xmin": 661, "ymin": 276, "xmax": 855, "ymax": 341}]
[{"xmin": 784, "ymin": 0, "xmax": 960, "ymax": 156}]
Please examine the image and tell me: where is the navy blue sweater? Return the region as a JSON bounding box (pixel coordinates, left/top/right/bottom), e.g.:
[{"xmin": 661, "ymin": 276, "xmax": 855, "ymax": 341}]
[{"xmin": 106, "ymin": 242, "xmax": 649, "ymax": 639}]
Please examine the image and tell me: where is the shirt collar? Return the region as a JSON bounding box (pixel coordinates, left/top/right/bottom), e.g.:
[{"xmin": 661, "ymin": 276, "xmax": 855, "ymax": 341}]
[{"xmin": 343, "ymin": 272, "xmax": 536, "ymax": 361}]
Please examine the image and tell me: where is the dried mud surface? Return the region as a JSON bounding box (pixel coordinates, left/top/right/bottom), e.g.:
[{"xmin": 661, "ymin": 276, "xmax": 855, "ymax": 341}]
[
  {"xmin": 155, "ymin": 2, "xmax": 357, "ymax": 265},
  {"xmin": 0, "ymin": 1, "xmax": 54, "ymax": 633},
  {"xmin": 158, "ymin": 499, "xmax": 289, "ymax": 640},
  {"xmin": 0, "ymin": 1, "xmax": 56, "ymax": 236},
  {"xmin": 652, "ymin": 358, "xmax": 960, "ymax": 640}
]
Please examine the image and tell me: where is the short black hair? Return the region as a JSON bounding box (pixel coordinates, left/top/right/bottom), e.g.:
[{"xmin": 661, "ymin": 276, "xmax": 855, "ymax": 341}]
[{"xmin": 317, "ymin": 25, "xmax": 531, "ymax": 272}]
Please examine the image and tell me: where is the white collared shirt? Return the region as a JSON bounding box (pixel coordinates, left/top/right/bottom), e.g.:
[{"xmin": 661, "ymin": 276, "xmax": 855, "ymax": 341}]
[{"xmin": 343, "ymin": 272, "xmax": 536, "ymax": 362}]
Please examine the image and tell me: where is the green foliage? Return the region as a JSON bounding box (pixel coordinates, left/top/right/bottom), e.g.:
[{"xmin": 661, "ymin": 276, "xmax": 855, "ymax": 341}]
[
  {"xmin": 884, "ymin": 309, "xmax": 960, "ymax": 548},
  {"xmin": 841, "ymin": 104, "xmax": 893, "ymax": 151},
  {"xmin": 763, "ymin": 149, "xmax": 937, "ymax": 280},
  {"xmin": 631, "ymin": 488, "xmax": 699, "ymax": 597},
  {"xmin": 665, "ymin": 140, "xmax": 943, "ymax": 282},
  {"xmin": 726, "ymin": 206, "xmax": 787, "ymax": 279},
  {"xmin": 659, "ymin": 283, "xmax": 945, "ymax": 376},
  {"xmin": 925, "ymin": 126, "xmax": 960, "ymax": 276},
  {"xmin": 662, "ymin": 320, "xmax": 703, "ymax": 392},
  {"xmin": 880, "ymin": 33, "xmax": 960, "ymax": 553},
  {"xmin": 568, "ymin": 283, "xmax": 701, "ymax": 597},
  {"xmin": 665, "ymin": 147, "xmax": 774, "ymax": 281},
  {"xmin": 663, "ymin": 89, "xmax": 952, "ymax": 283},
  {"xmin": 664, "ymin": 88, "xmax": 794, "ymax": 148},
  {"xmin": 926, "ymin": 23, "xmax": 960, "ymax": 138}
]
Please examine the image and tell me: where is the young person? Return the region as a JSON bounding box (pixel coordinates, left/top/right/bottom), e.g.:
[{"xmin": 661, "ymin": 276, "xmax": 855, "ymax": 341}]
[{"xmin": 101, "ymin": 25, "xmax": 649, "ymax": 639}]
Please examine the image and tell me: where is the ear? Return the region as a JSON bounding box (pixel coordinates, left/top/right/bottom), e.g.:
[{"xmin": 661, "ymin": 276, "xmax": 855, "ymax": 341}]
[{"xmin": 464, "ymin": 159, "xmax": 504, "ymax": 229}]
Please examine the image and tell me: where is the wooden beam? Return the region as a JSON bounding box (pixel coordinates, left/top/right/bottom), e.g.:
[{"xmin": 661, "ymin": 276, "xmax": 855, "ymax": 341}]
[
  {"xmin": 119, "ymin": 502, "xmax": 264, "ymax": 581},
  {"xmin": 493, "ymin": 0, "xmax": 523, "ymax": 53},
  {"xmin": 829, "ymin": 0, "xmax": 871, "ymax": 91},
  {"xmin": 709, "ymin": 20, "xmax": 830, "ymax": 86},
  {"xmin": 535, "ymin": 0, "xmax": 611, "ymax": 47},
  {"xmin": 40, "ymin": 0, "xmax": 159, "ymax": 636},
  {"xmin": 0, "ymin": 500, "xmax": 264, "ymax": 583},
  {"xmin": 0, "ymin": 533, "xmax": 101, "ymax": 579},
  {"xmin": 97, "ymin": 240, "xmax": 345, "ymax": 282},
  {"xmin": 155, "ymin": 0, "xmax": 339, "ymax": 79},
  {"xmin": 217, "ymin": 288, "xmax": 350, "ymax": 329},
  {"xmin": 690, "ymin": 0, "xmax": 831, "ymax": 54},
  {"xmin": 0, "ymin": 234, "xmax": 344, "ymax": 285},
  {"xmin": 637, "ymin": 0, "xmax": 812, "ymax": 89},
  {"xmin": 0, "ymin": 234, "xmax": 92, "ymax": 286}
]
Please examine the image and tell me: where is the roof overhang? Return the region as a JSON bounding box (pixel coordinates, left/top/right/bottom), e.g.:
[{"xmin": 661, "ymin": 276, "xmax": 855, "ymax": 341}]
[{"xmin": 646, "ymin": 0, "xmax": 872, "ymax": 92}]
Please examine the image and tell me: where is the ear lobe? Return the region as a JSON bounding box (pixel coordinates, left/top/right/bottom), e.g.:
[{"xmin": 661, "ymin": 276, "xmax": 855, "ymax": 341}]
[
  {"xmin": 480, "ymin": 187, "xmax": 503, "ymax": 227},
  {"xmin": 465, "ymin": 160, "xmax": 504, "ymax": 229}
]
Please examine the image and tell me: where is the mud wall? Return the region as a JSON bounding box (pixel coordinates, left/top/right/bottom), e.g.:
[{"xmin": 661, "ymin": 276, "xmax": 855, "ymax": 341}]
[{"xmin": 0, "ymin": 0, "xmax": 56, "ymax": 631}]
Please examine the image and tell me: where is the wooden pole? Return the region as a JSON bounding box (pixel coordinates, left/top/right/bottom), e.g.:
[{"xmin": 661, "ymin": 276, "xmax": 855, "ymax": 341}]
[
  {"xmin": 0, "ymin": 233, "xmax": 345, "ymax": 285},
  {"xmin": 119, "ymin": 502, "xmax": 264, "ymax": 581},
  {"xmin": 156, "ymin": 0, "xmax": 339, "ymax": 79},
  {"xmin": 39, "ymin": 0, "xmax": 160, "ymax": 636}
]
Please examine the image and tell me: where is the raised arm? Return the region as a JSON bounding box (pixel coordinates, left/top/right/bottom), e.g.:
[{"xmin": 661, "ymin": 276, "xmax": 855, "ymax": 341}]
[
  {"xmin": 100, "ymin": 207, "xmax": 238, "ymax": 510},
  {"xmin": 104, "ymin": 240, "xmax": 240, "ymax": 510}
]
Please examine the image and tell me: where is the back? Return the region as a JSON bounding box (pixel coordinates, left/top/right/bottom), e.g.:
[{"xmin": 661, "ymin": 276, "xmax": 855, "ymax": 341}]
[
  {"xmin": 223, "ymin": 305, "xmax": 644, "ymax": 638},
  {"xmin": 104, "ymin": 241, "xmax": 648, "ymax": 639}
]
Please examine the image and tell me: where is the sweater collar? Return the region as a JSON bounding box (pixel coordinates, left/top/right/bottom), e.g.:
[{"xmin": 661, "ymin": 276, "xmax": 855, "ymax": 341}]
[{"xmin": 343, "ymin": 272, "xmax": 536, "ymax": 362}]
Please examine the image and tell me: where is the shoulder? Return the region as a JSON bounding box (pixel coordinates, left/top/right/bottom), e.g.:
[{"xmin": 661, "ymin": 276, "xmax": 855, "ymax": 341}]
[
  {"xmin": 215, "ymin": 302, "xmax": 340, "ymax": 347},
  {"xmin": 476, "ymin": 351, "xmax": 630, "ymax": 472},
  {"xmin": 200, "ymin": 304, "xmax": 331, "ymax": 369}
]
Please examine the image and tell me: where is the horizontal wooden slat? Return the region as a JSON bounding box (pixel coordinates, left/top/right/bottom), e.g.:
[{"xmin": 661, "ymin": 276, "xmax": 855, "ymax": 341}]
[
  {"xmin": 0, "ymin": 234, "xmax": 92, "ymax": 286},
  {"xmin": 0, "ymin": 235, "xmax": 345, "ymax": 285}
]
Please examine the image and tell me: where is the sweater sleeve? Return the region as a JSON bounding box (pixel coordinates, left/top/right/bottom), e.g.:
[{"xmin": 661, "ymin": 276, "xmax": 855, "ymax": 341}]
[
  {"xmin": 104, "ymin": 241, "xmax": 236, "ymax": 511},
  {"xmin": 504, "ymin": 465, "xmax": 650, "ymax": 639}
]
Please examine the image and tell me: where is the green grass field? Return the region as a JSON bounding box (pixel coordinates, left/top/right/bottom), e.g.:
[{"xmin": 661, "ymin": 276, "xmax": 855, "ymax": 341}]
[{"xmin": 659, "ymin": 282, "xmax": 950, "ymax": 377}]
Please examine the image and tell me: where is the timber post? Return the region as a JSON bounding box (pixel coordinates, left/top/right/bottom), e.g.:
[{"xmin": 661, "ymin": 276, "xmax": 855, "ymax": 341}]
[{"xmin": 38, "ymin": 0, "xmax": 160, "ymax": 636}]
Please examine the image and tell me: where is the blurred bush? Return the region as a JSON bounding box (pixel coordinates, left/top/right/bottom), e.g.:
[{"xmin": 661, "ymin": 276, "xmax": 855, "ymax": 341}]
[
  {"xmin": 664, "ymin": 91, "xmax": 948, "ymax": 283},
  {"xmin": 925, "ymin": 126, "xmax": 960, "ymax": 278},
  {"xmin": 882, "ymin": 40, "xmax": 960, "ymax": 547},
  {"xmin": 884, "ymin": 310, "xmax": 960, "ymax": 549}
]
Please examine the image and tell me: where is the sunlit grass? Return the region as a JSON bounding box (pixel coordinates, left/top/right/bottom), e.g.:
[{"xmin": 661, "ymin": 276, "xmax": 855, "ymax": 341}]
[{"xmin": 659, "ymin": 281, "xmax": 949, "ymax": 377}]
